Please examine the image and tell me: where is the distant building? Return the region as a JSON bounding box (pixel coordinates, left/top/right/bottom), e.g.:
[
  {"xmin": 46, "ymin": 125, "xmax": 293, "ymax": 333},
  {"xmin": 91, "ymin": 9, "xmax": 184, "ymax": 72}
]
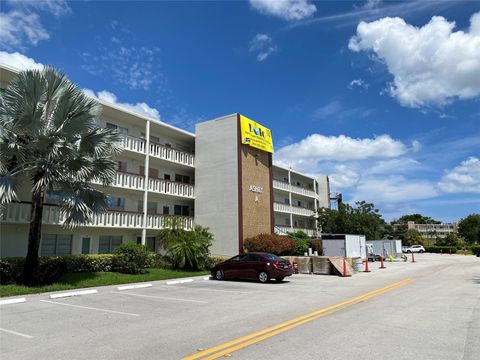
[{"xmin": 397, "ymin": 221, "xmax": 459, "ymax": 239}]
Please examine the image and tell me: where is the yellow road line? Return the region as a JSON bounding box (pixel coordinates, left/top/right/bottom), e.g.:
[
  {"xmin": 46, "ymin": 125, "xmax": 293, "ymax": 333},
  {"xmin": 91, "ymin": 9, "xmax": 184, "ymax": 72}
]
[{"xmin": 183, "ymin": 278, "xmax": 412, "ymax": 360}]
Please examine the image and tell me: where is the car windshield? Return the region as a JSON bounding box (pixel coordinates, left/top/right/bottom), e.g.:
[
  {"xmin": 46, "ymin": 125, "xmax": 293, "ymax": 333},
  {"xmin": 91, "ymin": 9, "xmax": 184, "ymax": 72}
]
[{"xmin": 263, "ymin": 253, "xmax": 282, "ymax": 261}]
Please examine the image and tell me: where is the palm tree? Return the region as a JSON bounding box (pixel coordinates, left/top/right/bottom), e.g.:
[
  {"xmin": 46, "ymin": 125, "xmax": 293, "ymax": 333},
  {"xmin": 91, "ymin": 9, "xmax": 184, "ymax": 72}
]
[{"xmin": 0, "ymin": 67, "xmax": 122, "ymax": 284}]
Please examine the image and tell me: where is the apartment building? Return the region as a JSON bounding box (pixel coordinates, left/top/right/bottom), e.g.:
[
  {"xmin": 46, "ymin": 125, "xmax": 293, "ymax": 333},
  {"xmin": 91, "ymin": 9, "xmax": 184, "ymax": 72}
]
[
  {"xmin": 0, "ymin": 64, "xmax": 329, "ymax": 257},
  {"xmin": 406, "ymin": 221, "xmax": 458, "ymax": 239}
]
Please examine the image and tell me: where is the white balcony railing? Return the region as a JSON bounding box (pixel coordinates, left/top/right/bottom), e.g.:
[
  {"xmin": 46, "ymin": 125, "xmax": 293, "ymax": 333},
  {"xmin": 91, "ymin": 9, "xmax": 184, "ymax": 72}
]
[
  {"xmin": 272, "ymin": 179, "xmax": 317, "ymax": 198},
  {"xmin": 149, "ymin": 142, "xmax": 194, "ymax": 167},
  {"xmin": 92, "ymin": 171, "xmax": 145, "ymax": 191},
  {"xmin": 273, "ymin": 202, "xmax": 315, "ymax": 217},
  {"xmin": 275, "ymin": 225, "xmax": 318, "ymax": 237},
  {"xmin": 123, "ymin": 135, "xmax": 146, "ymax": 154},
  {"xmin": 148, "ymin": 178, "xmax": 194, "ymax": 198},
  {"xmin": 121, "ymin": 135, "xmax": 195, "ymax": 167},
  {"xmin": 1, "ymin": 203, "xmax": 193, "ymax": 230}
]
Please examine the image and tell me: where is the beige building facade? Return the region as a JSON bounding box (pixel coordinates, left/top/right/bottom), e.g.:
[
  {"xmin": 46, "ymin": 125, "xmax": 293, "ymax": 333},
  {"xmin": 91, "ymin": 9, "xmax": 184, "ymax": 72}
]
[{"xmin": 0, "ymin": 64, "xmax": 329, "ymax": 257}]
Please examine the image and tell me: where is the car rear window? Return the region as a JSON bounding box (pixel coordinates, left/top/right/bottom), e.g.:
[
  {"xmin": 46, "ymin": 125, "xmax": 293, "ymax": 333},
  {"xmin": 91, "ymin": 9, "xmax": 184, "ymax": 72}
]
[{"xmin": 263, "ymin": 254, "xmax": 282, "ymax": 261}]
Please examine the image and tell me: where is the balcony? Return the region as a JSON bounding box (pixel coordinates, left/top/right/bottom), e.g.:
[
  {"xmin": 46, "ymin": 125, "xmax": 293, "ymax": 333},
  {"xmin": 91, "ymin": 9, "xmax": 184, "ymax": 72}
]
[
  {"xmin": 273, "ymin": 202, "xmax": 316, "ymax": 217},
  {"xmin": 272, "ymin": 179, "xmax": 317, "ymax": 198},
  {"xmin": 121, "ymin": 135, "xmax": 195, "ymax": 167},
  {"xmin": 92, "ymin": 171, "xmax": 194, "ymax": 199},
  {"xmin": 148, "ymin": 177, "xmax": 194, "ymax": 198},
  {"xmin": 1, "ymin": 202, "xmax": 194, "ymax": 230},
  {"xmin": 275, "ymin": 225, "xmax": 318, "ymax": 237}
]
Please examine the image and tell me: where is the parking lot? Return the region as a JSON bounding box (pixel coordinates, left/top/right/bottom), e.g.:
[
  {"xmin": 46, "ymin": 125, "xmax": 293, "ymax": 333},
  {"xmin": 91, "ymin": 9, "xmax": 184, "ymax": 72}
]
[{"xmin": 1, "ymin": 254, "xmax": 479, "ymax": 360}]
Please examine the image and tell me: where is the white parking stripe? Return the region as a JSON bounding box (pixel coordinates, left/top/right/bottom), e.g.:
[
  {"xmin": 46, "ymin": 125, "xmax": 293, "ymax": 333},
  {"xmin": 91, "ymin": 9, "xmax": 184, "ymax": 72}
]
[
  {"xmin": 40, "ymin": 300, "xmax": 140, "ymax": 316},
  {"xmin": 112, "ymin": 291, "xmax": 208, "ymax": 304},
  {"xmin": 50, "ymin": 289, "xmax": 98, "ymax": 299},
  {"xmin": 160, "ymin": 285, "xmax": 247, "ymax": 294},
  {"xmin": 117, "ymin": 283, "xmax": 152, "ymax": 291},
  {"xmin": 0, "ymin": 328, "xmax": 34, "ymax": 339}
]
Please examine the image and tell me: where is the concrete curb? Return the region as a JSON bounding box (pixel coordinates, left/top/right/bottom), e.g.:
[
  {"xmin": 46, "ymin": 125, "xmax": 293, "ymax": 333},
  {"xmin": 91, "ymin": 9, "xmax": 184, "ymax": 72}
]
[
  {"xmin": 50, "ymin": 289, "xmax": 98, "ymax": 299},
  {"xmin": 0, "ymin": 297, "xmax": 27, "ymax": 305},
  {"xmin": 117, "ymin": 283, "xmax": 153, "ymax": 291}
]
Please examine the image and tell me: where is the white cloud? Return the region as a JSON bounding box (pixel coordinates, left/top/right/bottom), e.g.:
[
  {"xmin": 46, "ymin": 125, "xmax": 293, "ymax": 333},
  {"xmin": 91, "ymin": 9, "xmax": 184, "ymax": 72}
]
[
  {"xmin": 313, "ymin": 98, "xmax": 375, "ymax": 119},
  {"xmin": 349, "ymin": 11, "xmax": 480, "ymax": 107},
  {"xmin": 275, "ymin": 134, "xmax": 408, "ymax": 171},
  {"xmin": 352, "ymin": 176, "xmax": 438, "ymax": 204},
  {"xmin": 348, "ymin": 78, "xmax": 369, "ymax": 91},
  {"xmin": 0, "ymin": 10, "xmax": 49, "ymax": 50},
  {"xmin": 329, "ymin": 165, "xmax": 360, "ymax": 188},
  {"xmin": 83, "ymin": 89, "xmax": 160, "ymax": 120},
  {"xmin": 438, "ymin": 157, "xmax": 480, "ymax": 193},
  {"xmin": 82, "ymin": 42, "xmax": 163, "ymax": 91},
  {"xmin": 6, "ymin": 0, "xmax": 71, "ymax": 17},
  {"xmin": 249, "ymin": 0, "xmax": 317, "ymax": 21},
  {"xmin": 0, "ymin": 51, "xmax": 43, "ymax": 70},
  {"xmin": 367, "ymin": 158, "xmax": 421, "ymax": 175},
  {"xmin": 249, "ymin": 34, "xmax": 277, "ymax": 62}
]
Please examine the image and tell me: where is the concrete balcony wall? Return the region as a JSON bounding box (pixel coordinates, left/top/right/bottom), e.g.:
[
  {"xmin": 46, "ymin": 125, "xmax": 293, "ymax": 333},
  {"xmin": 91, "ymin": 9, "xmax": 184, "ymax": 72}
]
[
  {"xmin": 1, "ymin": 203, "xmax": 193, "ymax": 230},
  {"xmin": 273, "ymin": 202, "xmax": 315, "ymax": 217}
]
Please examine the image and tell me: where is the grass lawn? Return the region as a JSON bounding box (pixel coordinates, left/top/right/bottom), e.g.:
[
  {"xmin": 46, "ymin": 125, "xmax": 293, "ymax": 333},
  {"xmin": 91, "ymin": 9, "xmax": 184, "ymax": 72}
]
[{"xmin": 0, "ymin": 268, "xmax": 209, "ymax": 297}]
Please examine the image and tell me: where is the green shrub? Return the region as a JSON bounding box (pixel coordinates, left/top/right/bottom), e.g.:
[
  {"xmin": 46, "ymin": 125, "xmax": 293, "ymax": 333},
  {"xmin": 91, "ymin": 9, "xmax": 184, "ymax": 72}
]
[
  {"xmin": 424, "ymin": 246, "xmax": 457, "ymax": 254},
  {"xmin": 470, "ymin": 245, "xmax": 480, "ymax": 256},
  {"xmin": 148, "ymin": 253, "xmax": 170, "ymax": 269},
  {"xmin": 112, "ymin": 243, "xmax": 150, "ymax": 274},
  {"xmin": 0, "ymin": 257, "xmax": 24, "ymax": 284},
  {"xmin": 288, "ymin": 231, "xmax": 310, "ymax": 240},
  {"xmin": 159, "ymin": 225, "xmax": 213, "ymax": 270},
  {"xmin": 293, "ymin": 239, "xmax": 309, "ymax": 255},
  {"xmin": 205, "ymin": 256, "xmax": 229, "ymax": 270},
  {"xmin": 63, "ymin": 254, "xmax": 114, "ymax": 273},
  {"xmin": 243, "ymin": 233, "xmax": 295, "ymax": 255}
]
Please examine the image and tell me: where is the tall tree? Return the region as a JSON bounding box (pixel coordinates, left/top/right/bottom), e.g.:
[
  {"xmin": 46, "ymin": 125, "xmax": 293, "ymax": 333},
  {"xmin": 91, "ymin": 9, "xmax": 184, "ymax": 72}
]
[
  {"xmin": 0, "ymin": 67, "xmax": 121, "ymax": 284},
  {"xmin": 317, "ymin": 201, "xmax": 387, "ymax": 240},
  {"xmin": 395, "ymin": 214, "xmax": 441, "ymax": 224},
  {"xmin": 458, "ymin": 214, "xmax": 480, "ymax": 245}
]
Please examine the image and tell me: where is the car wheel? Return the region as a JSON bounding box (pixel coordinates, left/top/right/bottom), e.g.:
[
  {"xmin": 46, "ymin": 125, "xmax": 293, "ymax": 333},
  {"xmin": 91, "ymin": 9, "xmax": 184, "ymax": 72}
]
[
  {"xmin": 258, "ymin": 271, "xmax": 270, "ymax": 283},
  {"xmin": 275, "ymin": 277, "xmax": 285, "ymax": 282},
  {"xmin": 420, "ymin": 250, "xmax": 424, "ymax": 253},
  {"xmin": 407, "ymin": 250, "xmax": 411, "ymax": 253},
  {"xmin": 215, "ymin": 269, "xmax": 224, "ymax": 280}
]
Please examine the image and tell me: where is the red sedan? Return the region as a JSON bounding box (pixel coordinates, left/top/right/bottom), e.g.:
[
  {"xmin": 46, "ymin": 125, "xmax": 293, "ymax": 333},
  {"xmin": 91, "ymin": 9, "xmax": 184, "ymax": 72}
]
[{"xmin": 211, "ymin": 252, "xmax": 293, "ymax": 283}]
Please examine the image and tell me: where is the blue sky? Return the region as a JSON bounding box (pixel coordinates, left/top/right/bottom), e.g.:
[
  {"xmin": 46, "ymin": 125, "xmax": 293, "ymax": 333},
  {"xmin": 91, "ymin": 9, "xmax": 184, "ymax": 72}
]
[{"xmin": 1, "ymin": 0, "xmax": 479, "ymax": 222}]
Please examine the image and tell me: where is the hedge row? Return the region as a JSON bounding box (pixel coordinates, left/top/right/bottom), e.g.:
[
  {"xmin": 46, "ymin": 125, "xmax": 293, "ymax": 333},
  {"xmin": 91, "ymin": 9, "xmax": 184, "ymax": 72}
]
[
  {"xmin": 424, "ymin": 246, "xmax": 457, "ymax": 254},
  {"xmin": 243, "ymin": 233, "xmax": 295, "ymax": 255},
  {"xmin": 0, "ymin": 250, "xmax": 224, "ymax": 286},
  {"xmin": 470, "ymin": 245, "xmax": 480, "ymax": 256}
]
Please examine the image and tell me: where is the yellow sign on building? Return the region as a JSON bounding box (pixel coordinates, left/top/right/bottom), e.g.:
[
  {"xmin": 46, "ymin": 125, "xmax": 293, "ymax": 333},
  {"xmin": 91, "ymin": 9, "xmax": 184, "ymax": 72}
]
[{"xmin": 239, "ymin": 115, "xmax": 274, "ymax": 153}]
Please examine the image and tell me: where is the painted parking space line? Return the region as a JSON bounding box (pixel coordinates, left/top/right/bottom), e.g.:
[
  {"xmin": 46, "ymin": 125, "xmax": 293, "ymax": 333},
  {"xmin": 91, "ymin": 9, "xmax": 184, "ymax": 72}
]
[
  {"xmin": 183, "ymin": 278, "xmax": 413, "ymax": 360},
  {"xmin": 159, "ymin": 285, "xmax": 248, "ymax": 294},
  {"xmin": 111, "ymin": 291, "xmax": 208, "ymax": 304},
  {"xmin": 0, "ymin": 297, "xmax": 26, "ymax": 305},
  {"xmin": 0, "ymin": 328, "xmax": 34, "ymax": 339},
  {"xmin": 40, "ymin": 300, "xmax": 140, "ymax": 316}
]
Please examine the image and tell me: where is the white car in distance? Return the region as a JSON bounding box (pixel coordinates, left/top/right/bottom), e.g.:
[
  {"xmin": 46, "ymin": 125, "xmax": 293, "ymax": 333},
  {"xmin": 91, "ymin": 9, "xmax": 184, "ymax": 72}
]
[{"xmin": 402, "ymin": 245, "xmax": 425, "ymax": 253}]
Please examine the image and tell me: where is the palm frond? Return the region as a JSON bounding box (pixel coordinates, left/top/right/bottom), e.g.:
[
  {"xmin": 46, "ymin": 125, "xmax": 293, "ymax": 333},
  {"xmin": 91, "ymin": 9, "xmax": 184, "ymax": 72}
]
[{"xmin": 0, "ymin": 175, "xmax": 18, "ymax": 203}]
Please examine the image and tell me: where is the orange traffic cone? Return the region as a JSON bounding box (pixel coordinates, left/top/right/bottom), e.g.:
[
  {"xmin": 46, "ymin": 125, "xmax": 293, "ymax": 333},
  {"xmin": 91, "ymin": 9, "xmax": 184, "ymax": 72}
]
[
  {"xmin": 379, "ymin": 256, "xmax": 386, "ymax": 269},
  {"xmin": 364, "ymin": 258, "xmax": 371, "ymax": 273},
  {"xmin": 342, "ymin": 257, "xmax": 352, "ymax": 277}
]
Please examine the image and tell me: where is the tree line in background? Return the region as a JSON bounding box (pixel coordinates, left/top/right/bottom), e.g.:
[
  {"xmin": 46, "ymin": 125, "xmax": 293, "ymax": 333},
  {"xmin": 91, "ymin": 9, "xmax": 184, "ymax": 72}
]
[{"xmin": 316, "ymin": 202, "xmax": 480, "ymax": 247}]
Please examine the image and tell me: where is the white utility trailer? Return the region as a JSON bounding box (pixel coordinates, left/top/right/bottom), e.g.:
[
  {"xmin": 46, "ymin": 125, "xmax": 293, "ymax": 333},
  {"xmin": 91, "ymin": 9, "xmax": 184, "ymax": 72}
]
[
  {"xmin": 321, "ymin": 234, "xmax": 367, "ymax": 259},
  {"xmin": 368, "ymin": 240, "xmax": 402, "ymax": 257}
]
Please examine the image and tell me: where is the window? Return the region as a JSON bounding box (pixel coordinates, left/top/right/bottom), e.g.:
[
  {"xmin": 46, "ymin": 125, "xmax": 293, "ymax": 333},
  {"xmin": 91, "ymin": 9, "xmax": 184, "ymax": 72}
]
[
  {"xmin": 182, "ymin": 206, "xmax": 189, "ymax": 216},
  {"xmin": 164, "ymin": 174, "xmax": 171, "ymax": 181},
  {"xmin": 175, "ymin": 174, "xmax": 190, "ymax": 184},
  {"xmin": 107, "ymin": 196, "xmax": 125, "ymax": 210},
  {"xmin": 136, "ymin": 236, "xmax": 156, "ymax": 252},
  {"xmin": 41, "ymin": 234, "xmax": 72, "ymax": 256},
  {"xmin": 138, "ymin": 201, "xmax": 157, "ymax": 214},
  {"xmin": 284, "ymin": 198, "xmax": 290, "ymax": 205},
  {"xmin": 244, "ymin": 254, "xmax": 261, "ymax": 262},
  {"xmin": 174, "ymin": 205, "xmax": 182, "ymax": 215},
  {"xmin": 140, "ymin": 133, "xmax": 160, "ymax": 143},
  {"xmin": 45, "ymin": 190, "xmax": 61, "ymax": 204},
  {"xmin": 163, "ymin": 206, "xmax": 170, "ymax": 215},
  {"xmin": 139, "ymin": 166, "xmax": 159, "ymax": 178},
  {"xmin": 297, "ymin": 200, "xmax": 302, "ymax": 207},
  {"xmin": 117, "ymin": 161, "xmax": 127, "ymax": 172},
  {"xmin": 98, "ymin": 236, "xmax": 123, "ymax": 254},
  {"xmin": 106, "ymin": 122, "xmax": 128, "ymax": 135},
  {"xmin": 285, "ymin": 218, "xmax": 290, "ymax": 226}
]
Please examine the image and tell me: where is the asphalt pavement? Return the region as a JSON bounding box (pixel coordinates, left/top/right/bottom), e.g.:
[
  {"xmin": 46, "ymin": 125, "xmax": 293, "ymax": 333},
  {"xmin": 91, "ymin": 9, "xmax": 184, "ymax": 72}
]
[{"xmin": 0, "ymin": 253, "xmax": 478, "ymax": 360}]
